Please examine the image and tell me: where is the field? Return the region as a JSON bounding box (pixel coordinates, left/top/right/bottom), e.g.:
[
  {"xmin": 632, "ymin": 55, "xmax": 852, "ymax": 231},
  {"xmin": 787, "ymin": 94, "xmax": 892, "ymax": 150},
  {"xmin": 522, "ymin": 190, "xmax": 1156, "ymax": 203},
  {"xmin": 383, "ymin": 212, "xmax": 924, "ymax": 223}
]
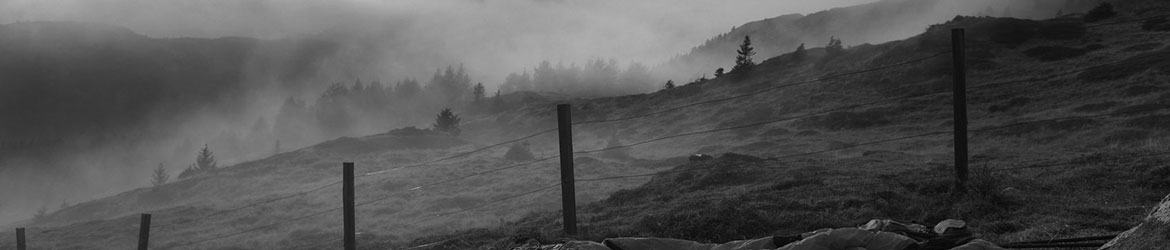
[{"xmin": 3, "ymin": 2, "xmax": 1170, "ymax": 250}]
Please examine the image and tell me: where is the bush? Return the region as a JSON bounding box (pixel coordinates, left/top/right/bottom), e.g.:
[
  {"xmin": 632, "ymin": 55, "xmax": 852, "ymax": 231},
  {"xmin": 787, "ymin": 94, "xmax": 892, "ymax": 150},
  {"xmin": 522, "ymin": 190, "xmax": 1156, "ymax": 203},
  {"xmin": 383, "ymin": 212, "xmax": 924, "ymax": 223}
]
[
  {"xmin": 989, "ymin": 97, "xmax": 1032, "ymax": 113},
  {"xmin": 1037, "ymin": 21, "xmax": 1086, "ymax": 39},
  {"xmin": 433, "ymin": 108, "xmax": 462, "ymax": 135},
  {"xmin": 1077, "ymin": 51, "xmax": 1170, "ymax": 81},
  {"xmin": 504, "ymin": 142, "xmax": 536, "ymax": 161},
  {"xmin": 1072, "ymin": 102, "xmax": 1119, "ymax": 113},
  {"xmin": 989, "ymin": 19, "xmax": 1040, "ymax": 44},
  {"xmin": 1142, "ymin": 16, "xmax": 1170, "ymax": 31},
  {"xmin": 1084, "ymin": 3, "xmax": 1116, "ymax": 23},
  {"xmin": 1121, "ymin": 43, "xmax": 1162, "ymax": 52},
  {"xmin": 1101, "ymin": 129, "xmax": 1151, "ymax": 145},
  {"xmin": 802, "ymin": 110, "xmax": 891, "ymax": 130},
  {"xmin": 1126, "ymin": 114, "xmax": 1170, "ymax": 129},
  {"xmin": 1023, "ymin": 46, "xmax": 1090, "ymax": 61}
]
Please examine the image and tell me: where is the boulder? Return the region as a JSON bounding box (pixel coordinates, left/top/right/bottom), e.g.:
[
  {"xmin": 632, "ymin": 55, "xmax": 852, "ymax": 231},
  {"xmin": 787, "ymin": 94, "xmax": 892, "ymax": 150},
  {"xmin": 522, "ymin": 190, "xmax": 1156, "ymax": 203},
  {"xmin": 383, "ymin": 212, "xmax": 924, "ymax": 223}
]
[{"xmin": 1099, "ymin": 193, "xmax": 1170, "ymax": 250}]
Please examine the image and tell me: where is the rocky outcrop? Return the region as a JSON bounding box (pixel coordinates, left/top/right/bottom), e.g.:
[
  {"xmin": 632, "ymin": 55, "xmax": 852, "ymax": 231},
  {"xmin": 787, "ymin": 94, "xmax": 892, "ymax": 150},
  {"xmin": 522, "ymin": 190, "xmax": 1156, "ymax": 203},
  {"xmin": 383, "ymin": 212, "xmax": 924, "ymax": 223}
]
[{"xmin": 1099, "ymin": 193, "xmax": 1170, "ymax": 250}]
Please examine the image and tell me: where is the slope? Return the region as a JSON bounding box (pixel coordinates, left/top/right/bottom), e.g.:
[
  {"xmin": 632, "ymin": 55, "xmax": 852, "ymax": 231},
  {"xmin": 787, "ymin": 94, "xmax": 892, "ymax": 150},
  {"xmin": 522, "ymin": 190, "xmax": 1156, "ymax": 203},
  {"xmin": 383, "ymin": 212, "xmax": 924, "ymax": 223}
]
[
  {"xmin": 657, "ymin": 0, "xmax": 1099, "ymax": 80},
  {"xmin": 4, "ymin": 1, "xmax": 1170, "ymax": 250},
  {"xmin": 392, "ymin": 1, "xmax": 1170, "ymax": 249}
]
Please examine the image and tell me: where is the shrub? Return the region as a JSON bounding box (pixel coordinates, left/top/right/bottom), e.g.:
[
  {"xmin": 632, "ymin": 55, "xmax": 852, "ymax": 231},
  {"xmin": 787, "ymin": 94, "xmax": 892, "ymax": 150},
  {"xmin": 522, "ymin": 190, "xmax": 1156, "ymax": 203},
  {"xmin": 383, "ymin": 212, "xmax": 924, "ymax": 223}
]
[
  {"xmin": 1077, "ymin": 51, "xmax": 1170, "ymax": 81},
  {"xmin": 1037, "ymin": 21, "xmax": 1086, "ymax": 39},
  {"xmin": 1072, "ymin": 102, "xmax": 1119, "ymax": 113},
  {"xmin": 1101, "ymin": 129, "xmax": 1151, "ymax": 145},
  {"xmin": 989, "ymin": 19, "xmax": 1040, "ymax": 44},
  {"xmin": 1023, "ymin": 46, "xmax": 1090, "ymax": 61},
  {"xmin": 988, "ymin": 97, "xmax": 1032, "ymax": 112},
  {"xmin": 1121, "ymin": 43, "xmax": 1162, "ymax": 52},
  {"xmin": 1084, "ymin": 3, "xmax": 1117, "ymax": 23},
  {"xmin": 433, "ymin": 108, "xmax": 462, "ymax": 135},
  {"xmin": 1126, "ymin": 114, "xmax": 1170, "ymax": 129},
  {"xmin": 804, "ymin": 110, "xmax": 891, "ymax": 130},
  {"xmin": 1122, "ymin": 85, "xmax": 1163, "ymax": 97},
  {"xmin": 1142, "ymin": 16, "xmax": 1170, "ymax": 31},
  {"xmin": 504, "ymin": 142, "xmax": 536, "ymax": 161}
]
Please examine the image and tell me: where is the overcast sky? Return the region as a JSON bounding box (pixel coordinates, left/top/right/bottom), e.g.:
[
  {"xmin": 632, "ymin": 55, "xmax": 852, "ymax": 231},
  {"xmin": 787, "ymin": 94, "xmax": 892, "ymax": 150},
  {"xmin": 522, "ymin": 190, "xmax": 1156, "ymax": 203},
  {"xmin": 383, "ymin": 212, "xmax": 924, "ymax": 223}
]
[
  {"xmin": 0, "ymin": 0, "xmax": 878, "ymax": 38},
  {"xmin": 0, "ymin": 0, "xmax": 879, "ymax": 78}
]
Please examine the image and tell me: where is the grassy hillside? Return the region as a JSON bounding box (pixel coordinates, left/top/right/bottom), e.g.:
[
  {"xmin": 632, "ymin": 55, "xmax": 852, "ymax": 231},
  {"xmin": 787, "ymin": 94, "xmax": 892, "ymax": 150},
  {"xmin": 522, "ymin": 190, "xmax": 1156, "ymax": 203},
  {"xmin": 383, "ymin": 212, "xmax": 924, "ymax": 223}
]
[
  {"xmin": 656, "ymin": 0, "xmax": 1096, "ymax": 80},
  {"xmin": 396, "ymin": 2, "xmax": 1170, "ymax": 249},
  {"xmin": 3, "ymin": 1, "xmax": 1170, "ymax": 250}
]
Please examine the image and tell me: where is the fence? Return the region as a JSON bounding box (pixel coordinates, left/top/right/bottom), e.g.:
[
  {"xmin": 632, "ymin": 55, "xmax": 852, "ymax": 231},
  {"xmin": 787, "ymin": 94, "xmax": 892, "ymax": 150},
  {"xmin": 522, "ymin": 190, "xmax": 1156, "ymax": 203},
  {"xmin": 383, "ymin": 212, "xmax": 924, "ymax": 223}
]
[{"xmin": 8, "ymin": 17, "xmax": 1170, "ymax": 250}]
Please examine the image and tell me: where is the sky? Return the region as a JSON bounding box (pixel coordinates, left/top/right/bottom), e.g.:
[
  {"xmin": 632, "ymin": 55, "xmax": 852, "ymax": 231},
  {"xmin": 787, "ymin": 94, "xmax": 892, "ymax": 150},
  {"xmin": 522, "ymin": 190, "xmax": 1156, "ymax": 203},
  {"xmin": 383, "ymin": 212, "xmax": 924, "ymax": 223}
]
[{"xmin": 0, "ymin": 0, "xmax": 879, "ymax": 82}]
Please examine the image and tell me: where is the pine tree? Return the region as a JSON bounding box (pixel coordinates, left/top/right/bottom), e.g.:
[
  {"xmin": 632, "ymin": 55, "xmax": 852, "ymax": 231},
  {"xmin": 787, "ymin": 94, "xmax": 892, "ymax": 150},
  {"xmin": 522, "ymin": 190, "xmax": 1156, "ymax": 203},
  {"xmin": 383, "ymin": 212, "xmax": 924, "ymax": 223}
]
[
  {"xmin": 472, "ymin": 83, "xmax": 486, "ymax": 104},
  {"xmin": 151, "ymin": 163, "xmax": 169, "ymax": 188},
  {"xmin": 714, "ymin": 68, "xmax": 725, "ymax": 77},
  {"xmin": 492, "ymin": 89, "xmax": 503, "ymax": 112},
  {"xmin": 180, "ymin": 145, "xmax": 218, "ymax": 179},
  {"xmin": 433, "ymin": 108, "xmax": 462, "ymax": 135},
  {"xmin": 664, "ymin": 80, "xmax": 675, "ymax": 90},
  {"xmin": 34, "ymin": 205, "xmax": 47, "ymax": 220},
  {"xmin": 195, "ymin": 144, "xmax": 217, "ymax": 171},
  {"xmin": 826, "ymin": 37, "xmax": 844, "ymax": 56},
  {"xmin": 732, "ymin": 36, "xmax": 756, "ymax": 73},
  {"xmin": 793, "ymin": 43, "xmax": 807, "ymax": 60}
]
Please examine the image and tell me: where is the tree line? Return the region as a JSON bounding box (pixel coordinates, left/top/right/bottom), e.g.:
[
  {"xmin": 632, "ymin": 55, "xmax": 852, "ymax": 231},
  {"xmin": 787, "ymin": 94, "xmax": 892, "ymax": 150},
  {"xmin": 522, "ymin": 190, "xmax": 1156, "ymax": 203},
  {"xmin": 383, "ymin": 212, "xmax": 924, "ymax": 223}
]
[{"xmin": 499, "ymin": 58, "xmax": 657, "ymax": 97}]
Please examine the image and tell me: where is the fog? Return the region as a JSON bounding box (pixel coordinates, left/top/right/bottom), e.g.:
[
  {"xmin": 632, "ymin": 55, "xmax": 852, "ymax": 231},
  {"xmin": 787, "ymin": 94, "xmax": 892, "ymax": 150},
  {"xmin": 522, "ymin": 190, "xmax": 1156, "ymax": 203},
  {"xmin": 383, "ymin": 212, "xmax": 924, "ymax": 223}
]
[
  {"xmin": 0, "ymin": 0, "xmax": 877, "ymax": 84},
  {"xmin": 0, "ymin": 0, "xmax": 1079, "ymax": 226}
]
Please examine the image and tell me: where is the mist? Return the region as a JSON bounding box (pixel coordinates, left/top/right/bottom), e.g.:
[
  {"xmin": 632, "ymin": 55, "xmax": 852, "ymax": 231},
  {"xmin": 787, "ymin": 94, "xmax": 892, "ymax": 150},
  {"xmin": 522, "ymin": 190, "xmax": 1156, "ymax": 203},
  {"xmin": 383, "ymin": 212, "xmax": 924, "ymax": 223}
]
[{"xmin": 0, "ymin": 0, "xmax": 1079, "ymax": 227}]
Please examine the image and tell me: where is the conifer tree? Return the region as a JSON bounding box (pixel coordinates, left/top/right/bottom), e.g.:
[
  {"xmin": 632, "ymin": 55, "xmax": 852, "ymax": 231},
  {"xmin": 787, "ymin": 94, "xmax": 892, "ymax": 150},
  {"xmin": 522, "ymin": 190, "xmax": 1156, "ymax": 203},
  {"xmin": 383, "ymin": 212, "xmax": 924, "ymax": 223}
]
[
  {"xmin": 826, "ymin": 37, "xmax": 844, "ymax": 56},
  {"xmin": 151, "ymin": 163, "xmax": 169, "ymax": 188},
  {"xmin": 492, "ymin": 89, "xmax": 503, "ymax": 112},
  {"xmin": 472, "ymin": 83, "xmax": 486, "ymax": 104},
  {"xmin": 433, "ymin": 108, "xmax": 462, "ymax": 135},
  {"xmin": 195, "ymin": 144, "xmax": 217, "ymax": 171},
  {"xmin": 793, "ymin": 43, "xmax": 807, "ymax": 60},
  {"xmin": 732, "ymin": 36, "xmax": 756, "ymax": 73},
  {"xmin": 664, "ymin": 80, "xmax": 675, "ymax": 90},
  {"xmin": 180, "ymin": 144, "xmax": 217, "ymax": 179}
]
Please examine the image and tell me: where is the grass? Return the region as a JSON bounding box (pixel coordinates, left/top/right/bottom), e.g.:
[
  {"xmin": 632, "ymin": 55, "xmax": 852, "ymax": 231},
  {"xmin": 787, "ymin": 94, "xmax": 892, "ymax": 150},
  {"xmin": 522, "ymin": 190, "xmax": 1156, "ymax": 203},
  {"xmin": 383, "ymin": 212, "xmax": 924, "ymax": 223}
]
[
  {"xmin": 6, "ymin": 6, "xmax": 1170, "ymax": 250},
  {"xmin": 401, "ymin": 145, "xmax": 1170, "ymax": 250}
]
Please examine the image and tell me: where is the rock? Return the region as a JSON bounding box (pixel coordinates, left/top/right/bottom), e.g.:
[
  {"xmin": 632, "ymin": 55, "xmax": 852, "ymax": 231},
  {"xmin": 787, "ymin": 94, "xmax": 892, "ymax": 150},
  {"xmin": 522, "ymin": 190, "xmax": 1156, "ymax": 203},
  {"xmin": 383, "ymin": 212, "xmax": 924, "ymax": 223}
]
[
  {"xmin": 689, "ymin": 154, "xmax": 714, "ymax": 162},
  {"xmin": 1099, "ymin": 193, "xmax": 1170, "ymax": 250}
]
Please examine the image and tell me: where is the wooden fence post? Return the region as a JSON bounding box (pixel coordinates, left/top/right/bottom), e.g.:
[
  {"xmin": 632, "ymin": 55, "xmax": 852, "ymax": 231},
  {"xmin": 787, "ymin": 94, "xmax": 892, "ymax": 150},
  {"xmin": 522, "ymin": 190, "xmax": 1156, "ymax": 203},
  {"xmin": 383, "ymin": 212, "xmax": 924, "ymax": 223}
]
[
  {"xmin": 138, "ymin": 214, "xmax": 151, "ymax": 250},
  {"xmin": 951, "ymin": 28, "xmax": 969, "ymax": 193},
  {"xmin": 556, "ymin": 104, "xmax": 578, "ymax": 236},
  {"xmin": 15, "ymin": 228, "xmax": 25, "ymax": 250},
  {"xmin": 343, "ymin": 162, "xmax": 356, "ymax": 250}
]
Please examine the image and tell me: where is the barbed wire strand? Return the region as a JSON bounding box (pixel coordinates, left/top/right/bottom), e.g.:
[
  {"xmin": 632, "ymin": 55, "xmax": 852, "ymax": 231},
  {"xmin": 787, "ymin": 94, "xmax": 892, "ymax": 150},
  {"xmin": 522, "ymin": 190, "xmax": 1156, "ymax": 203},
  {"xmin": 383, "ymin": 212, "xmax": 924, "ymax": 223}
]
[
  {"xmin": 361, "ymin": 128, "xmax": 558, "ymax": 177},
  {"xmin": 572, "ymin": 51, "xmax": 951, "ymax": 125}
]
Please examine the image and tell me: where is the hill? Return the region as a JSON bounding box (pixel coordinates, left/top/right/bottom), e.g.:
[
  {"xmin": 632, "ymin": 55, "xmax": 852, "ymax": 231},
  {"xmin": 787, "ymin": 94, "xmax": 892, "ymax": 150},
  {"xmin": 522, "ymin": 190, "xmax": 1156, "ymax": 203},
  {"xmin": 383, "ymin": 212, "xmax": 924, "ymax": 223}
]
[
  {"xmin": 656, "ymin": 0, "xmax": 1100, "ymax": 80},
  {"xmin": 4, "ymin": 1, "xmax": 1170, "ymax": 250},
  {"xmin": 0, "ymin": 21, "xmax": 343, "ymax": 221},
  {"xmin": 394, "ymin": 1, "xmax": 1170, "ymax": 249}
]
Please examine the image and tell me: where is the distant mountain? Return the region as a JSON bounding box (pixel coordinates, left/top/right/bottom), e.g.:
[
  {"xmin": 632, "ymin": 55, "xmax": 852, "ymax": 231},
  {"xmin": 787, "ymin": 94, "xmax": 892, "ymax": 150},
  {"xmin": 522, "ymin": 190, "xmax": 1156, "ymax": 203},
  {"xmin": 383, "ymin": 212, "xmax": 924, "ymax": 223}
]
[
  {"xmin": 0, "ymin": 21, "xmax": 341, "ymax": 225},
  {"xmin": 657, "ymin": 0, "xmax": 1093, "ymax": 79},
  {"xmin": 0, "ymin": 21, "xmax": 338, "ymax": 160}
]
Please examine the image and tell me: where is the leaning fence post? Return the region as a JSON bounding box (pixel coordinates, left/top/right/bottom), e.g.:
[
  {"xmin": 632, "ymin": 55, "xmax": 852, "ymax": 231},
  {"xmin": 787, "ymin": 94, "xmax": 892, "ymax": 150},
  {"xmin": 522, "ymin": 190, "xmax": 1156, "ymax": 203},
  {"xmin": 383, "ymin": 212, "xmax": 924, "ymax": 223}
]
[
  {"xmin": 951, "ymin": 28, "xmax": 969, "ymax": 193},
  {"xmin": 138, "ymin": 214, "xmax": 151, "ymax": 250},
  {"xmin": 15, "ymin": 228, "xmax": 25, "ymax": 250},
  {"xmin": 556, "ymin": 104, "xmax": 578, "ymax": 236},
  {"xmin": 343, "ymin": 162, "xmax": 356, "ymax": 250}
]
